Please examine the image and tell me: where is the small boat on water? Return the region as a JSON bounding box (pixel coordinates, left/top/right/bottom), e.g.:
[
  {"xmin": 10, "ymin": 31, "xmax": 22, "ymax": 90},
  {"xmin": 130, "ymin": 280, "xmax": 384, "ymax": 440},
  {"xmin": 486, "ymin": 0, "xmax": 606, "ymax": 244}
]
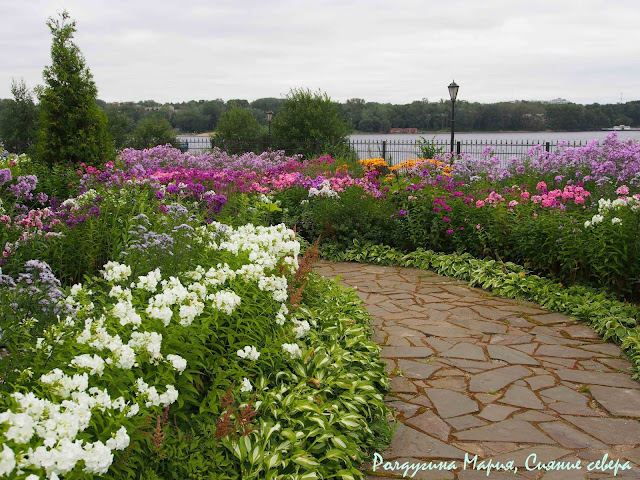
[{"xmin": 602, "ymin": 125, "xmax": 640, "ymax": 131}]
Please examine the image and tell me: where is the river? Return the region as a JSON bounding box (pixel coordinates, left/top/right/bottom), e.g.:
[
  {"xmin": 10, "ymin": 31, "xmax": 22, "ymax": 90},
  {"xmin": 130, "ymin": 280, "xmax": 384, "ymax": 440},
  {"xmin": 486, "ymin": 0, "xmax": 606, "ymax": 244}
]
[{"xmin": 177, "ymin": 130, "xmax": 640, "ymax": 164}]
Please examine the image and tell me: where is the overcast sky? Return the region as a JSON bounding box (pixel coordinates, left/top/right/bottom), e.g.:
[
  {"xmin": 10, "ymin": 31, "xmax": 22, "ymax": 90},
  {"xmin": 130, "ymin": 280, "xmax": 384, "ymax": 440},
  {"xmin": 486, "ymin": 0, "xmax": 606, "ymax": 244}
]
[{"xmin": 2, "ymin": 0, "xmax": 639, "ymax": 105}]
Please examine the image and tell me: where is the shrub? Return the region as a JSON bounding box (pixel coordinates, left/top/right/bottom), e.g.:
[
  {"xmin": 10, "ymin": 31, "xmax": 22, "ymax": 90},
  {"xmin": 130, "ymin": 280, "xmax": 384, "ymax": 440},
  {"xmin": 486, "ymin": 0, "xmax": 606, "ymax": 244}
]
[
  {"xmin": 131, "ymin": 116, "xmax": 177, "ymax": 150},
  {"xmin": 272, "ymin": 88, "xmax": 353, "ymax": 158}
]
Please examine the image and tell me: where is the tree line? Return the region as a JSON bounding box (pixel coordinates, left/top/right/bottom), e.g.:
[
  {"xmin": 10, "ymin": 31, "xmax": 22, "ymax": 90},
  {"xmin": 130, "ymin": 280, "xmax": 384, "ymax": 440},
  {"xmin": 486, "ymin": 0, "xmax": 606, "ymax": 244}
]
[{"xmin": 4, "ymin": 92, "xmax": 640, "ymax": 155}]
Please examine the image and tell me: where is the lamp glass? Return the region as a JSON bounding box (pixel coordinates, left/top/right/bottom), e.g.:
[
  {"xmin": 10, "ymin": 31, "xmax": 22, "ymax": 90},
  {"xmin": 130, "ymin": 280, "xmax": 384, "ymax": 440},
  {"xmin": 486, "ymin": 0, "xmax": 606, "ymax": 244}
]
[
  {"xmin": 448, "ymin": 81, "xmax": 459, "ymax": 102},
  {"xmin": 266, "ymin": 111, "xmax": 274, "ymax": 122}
]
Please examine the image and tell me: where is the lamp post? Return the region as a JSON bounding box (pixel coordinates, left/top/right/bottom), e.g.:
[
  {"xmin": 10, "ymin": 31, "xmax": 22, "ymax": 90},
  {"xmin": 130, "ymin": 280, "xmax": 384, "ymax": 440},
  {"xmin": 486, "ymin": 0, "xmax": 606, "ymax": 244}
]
[
  {"xmin": 448, "ymin": 80, "xmax": 459, "ymax": 154},
  {"xmin": 266, "ymin": 110, "xmax": 274, "ymax": 149}
]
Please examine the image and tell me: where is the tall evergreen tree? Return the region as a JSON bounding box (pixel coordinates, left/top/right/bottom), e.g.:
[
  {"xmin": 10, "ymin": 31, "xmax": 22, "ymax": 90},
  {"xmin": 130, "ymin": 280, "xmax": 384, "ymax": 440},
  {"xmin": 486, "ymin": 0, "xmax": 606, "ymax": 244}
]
[
  {"xmin": 0, "ymin": 78, "xmax": 38, "ymax": 154},
  {"xmin": 37, "ymin": 10, "xmax": 112, "ymax": 166}
]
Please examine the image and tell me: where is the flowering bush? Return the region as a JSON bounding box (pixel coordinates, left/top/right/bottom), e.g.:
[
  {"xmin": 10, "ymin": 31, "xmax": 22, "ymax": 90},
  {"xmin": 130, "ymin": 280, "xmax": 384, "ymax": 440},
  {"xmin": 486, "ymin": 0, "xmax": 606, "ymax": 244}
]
[{"xmin": 1, "ymin": 216, "xmax": 391, "ymax": 478}]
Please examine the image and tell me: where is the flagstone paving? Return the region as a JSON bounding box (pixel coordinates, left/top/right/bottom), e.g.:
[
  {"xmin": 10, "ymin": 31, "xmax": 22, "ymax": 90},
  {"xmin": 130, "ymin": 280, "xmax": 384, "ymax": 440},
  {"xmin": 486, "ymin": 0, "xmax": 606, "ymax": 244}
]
[{"xmin": 314, "ymin": 261, "xmax": 640, "ymax": 480}]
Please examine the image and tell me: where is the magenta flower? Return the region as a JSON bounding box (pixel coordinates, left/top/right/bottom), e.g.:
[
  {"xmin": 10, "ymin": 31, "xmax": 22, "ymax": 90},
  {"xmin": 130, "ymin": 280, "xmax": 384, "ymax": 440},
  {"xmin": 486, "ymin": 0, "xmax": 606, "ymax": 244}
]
[
  {"xmin": 446, "ymin": 229, "xmax": 454, "ymax": 235},
  {"xmin": 476, "ymin": 200, "xmax": 485, "ymax": 208},
  {"xmin": 443, "ymin": 217, "xmax": 451, "ymax": 222},
  {"xmin": 617, "ymin": 185, "xmax": 630, "ymax": 195}
]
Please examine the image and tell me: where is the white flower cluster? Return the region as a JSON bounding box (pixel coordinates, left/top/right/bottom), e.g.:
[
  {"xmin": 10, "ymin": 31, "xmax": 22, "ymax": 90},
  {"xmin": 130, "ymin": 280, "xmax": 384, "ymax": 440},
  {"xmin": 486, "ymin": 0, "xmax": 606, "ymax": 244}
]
[
  {"xmin": 70, "ymin": 354, "xmax": 105, "ymax": 376},
  {"xmin": 134, "ymin": 268, "xmax": 162, "ymax": 292},
  {"xmin": 0, "ymin": 389, "xmax": 133, "ymax": 477},
  {"xmin": 166, "ymin": 354, "xmax": 187, "ymax": 374},
  {"xmin": 237, "ymin": 345, "xmax": 260, "ymax": 361},
  {"xmin": 240, "ymin": 377, "xmax": 253, "ymax": 392},
  {"xmin": 282, "ymin": 343, "xmax": 302, "ymax": 358},
  {"xmin": 585, "ymin": 196, "xmax": 639, "ymax": 228},
  {"xmin": 101, "ymin": 261, "xmax": 132, "ymax": 283},
  {"xmin": 276, "ymin": 304, "xmax": 289, "ymax": 326},
  {"xmin": 308, "ymin": 180, "xmax": 339, "ymax": 198},
  {"xmin": 209, "ymin": 290, "xmax": 241, "ymax": 315},
  {"xmin": 61, "ymin": 189, "xmax": 99, "ymax": 209},
  {"xmin": 1, "ymin": 222, "xmax": 302, "ymax": 477},
  {"xmin": 135, "ymin": 379, "xmax": 179, "ymax": 407},
  {"xmin": 292, "ymin": 319, "xmax": 311, "ymax": 339}
]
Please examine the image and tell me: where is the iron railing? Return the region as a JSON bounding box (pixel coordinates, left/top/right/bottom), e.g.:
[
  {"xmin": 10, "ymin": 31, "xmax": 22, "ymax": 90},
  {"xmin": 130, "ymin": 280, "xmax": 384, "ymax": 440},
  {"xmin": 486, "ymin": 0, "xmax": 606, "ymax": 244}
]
[{"xmin": 175, "ymin": 137, "xmax": 588, "ymax": 166}]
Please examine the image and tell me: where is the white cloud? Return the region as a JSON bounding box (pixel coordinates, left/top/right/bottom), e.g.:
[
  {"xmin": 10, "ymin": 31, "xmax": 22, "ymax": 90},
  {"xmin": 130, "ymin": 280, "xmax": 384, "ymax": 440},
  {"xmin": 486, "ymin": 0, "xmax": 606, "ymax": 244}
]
[{"xmin": 1, "ymin": 0, "xmax": 639, "ymax": 104}]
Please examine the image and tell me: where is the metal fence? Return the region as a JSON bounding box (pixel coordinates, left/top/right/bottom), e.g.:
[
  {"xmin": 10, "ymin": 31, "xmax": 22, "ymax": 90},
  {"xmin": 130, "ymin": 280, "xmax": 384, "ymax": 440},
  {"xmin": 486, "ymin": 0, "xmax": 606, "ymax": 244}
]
[{"xmin": 176, "ymin": 136, "xmax": 588, "ymax": 166}]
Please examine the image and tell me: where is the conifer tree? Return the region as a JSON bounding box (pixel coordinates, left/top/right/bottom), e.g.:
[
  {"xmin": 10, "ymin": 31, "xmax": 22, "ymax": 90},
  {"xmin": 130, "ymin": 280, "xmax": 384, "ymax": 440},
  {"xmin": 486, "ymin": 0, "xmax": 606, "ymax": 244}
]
[{"xmin": 37, "ymin": 11, "xmax": 112, "ymax": 165}]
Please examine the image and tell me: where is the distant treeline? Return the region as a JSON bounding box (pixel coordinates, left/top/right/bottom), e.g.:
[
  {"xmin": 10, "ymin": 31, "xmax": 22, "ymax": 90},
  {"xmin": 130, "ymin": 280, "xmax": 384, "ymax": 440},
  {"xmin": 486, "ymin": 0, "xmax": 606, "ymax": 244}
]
[
  {"xmin": 91, "ymin": 97, "xmax": 640, "ymax": 138},
  {"xmin": 2, "ymin": 95, "xmax": 640, "ymax": 152}
]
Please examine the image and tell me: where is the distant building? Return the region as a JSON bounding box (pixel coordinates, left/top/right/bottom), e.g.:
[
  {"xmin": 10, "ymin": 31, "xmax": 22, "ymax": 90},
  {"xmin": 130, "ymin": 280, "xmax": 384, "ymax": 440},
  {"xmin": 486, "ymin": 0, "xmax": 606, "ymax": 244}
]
[
  {"xmin": 389, "ymin": 128, "xmax": 418, "ymax": 134},
  {"xmin": 548, "ymin": 98, "xmax": 569, "ymax": 104},
  {"xmin": 144, "ymin": 105, "xmax": 175, "ymax": 113}
]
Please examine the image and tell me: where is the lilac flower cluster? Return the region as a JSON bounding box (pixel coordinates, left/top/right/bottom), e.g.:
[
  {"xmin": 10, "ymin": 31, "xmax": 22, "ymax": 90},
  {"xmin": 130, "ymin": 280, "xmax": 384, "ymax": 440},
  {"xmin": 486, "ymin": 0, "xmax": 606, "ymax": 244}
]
[
  {"xmin": 0, "ymin": 168, "xmax": 11, "ymax": 186},
  {"xmin": 451, "ymin": 132, "xmax": 640, "ymax": 188},
  {"xmin": 118, "ymin": 145, "xmax": 302, "ymax": 175},
  {"xmin": 7, "ymin": 175, "xmax": 38, "ymax": 200},
  {"xmin": 0, "ymin": 260, "xmax": 71, "ymax": 317}
]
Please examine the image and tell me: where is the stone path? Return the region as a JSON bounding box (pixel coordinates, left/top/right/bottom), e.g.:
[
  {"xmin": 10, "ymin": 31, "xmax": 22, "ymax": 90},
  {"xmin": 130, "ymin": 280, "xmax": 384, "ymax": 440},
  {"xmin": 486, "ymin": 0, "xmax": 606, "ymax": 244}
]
[{"xmin": 314, "ymin": 261, "xmax": 640, "ymax": 480}]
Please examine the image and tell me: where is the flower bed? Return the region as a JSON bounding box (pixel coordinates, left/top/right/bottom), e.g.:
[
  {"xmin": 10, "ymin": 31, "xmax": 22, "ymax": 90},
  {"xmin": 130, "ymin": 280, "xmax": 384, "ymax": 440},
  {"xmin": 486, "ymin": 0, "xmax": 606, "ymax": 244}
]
[{"xmin": 0, "ymin": 151, "xmax": 392, "ymax": 478}]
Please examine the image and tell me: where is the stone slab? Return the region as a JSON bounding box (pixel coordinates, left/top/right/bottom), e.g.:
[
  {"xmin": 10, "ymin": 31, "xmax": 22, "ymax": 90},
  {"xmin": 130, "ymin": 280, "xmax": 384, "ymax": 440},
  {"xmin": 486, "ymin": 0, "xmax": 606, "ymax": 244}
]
[
  {"xmin": 499, "ymin": 385, "xmax": 544, "ymax": 410},
  {"xmin": 440, "ymin": 343, "xmax": 486, "ymax": 361},
  {"xmin": 425, "ymin": 388, "xmax": 479, "ymax": 418},
  {"xmin": 386, "ymin": 422, "xmax": 467, "ymax": 459},
  {"xmin": 454, "ymin": 420, "xmax": 554, "ymax": 444},
  {"xmin": 539, "ymin": 421, "xmax": 608, "ymax": 449},
  {"xmin": 487, "ymin": 345, "xmax": 540, "ymax": 366},
  {"xmin": 562, "ymin": 416, "xmax": 640, "ymax": 444},
  {"xmin": 539, "ymin": 385, "xmax": 589, "ymax": 405},
  {"xmin": 382, "ymin": 346, "xmax": 434, "ymax": 358},
  {"xmin": 488, "ymin": 445, "xmax": 572, "ymax": 467},
  {"xmin": 397, "ymin": 359, "xmax": 440, "ymax": 380},
  {"xmin": 535, "ymin": 345, "xmax": 599, "ymax": 359},
  {"xmin": 469, "ymin": 365, "xmax": 532, "ymax": 393},
  {"xmin": 478, "ymin": 404, "xmax": 518, "ymax": 422},
  {"xmin": 556, "ymin": 369, "xmax": 640, "ymax": 390},
  {"xmin": 530, "ymin": 312, "xmax": 571, "ymax": 324},
  {"xmin": 445, "ymin": 415, "xmax": 487, "ymax": 431},
  {"xmin": 589, "ymin": 385, "xmax": 640, "ymax": 417},
  {"xmin": 406, "ymin": 410, "xmax": 451, "ymax": 441}
]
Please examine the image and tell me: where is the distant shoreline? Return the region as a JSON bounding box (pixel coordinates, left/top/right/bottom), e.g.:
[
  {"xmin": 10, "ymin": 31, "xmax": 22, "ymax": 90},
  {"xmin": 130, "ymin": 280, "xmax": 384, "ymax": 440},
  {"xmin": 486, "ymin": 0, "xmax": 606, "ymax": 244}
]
[{"xmin": 351, "ymin": 130, "xmax": 605, "ymax": 135}]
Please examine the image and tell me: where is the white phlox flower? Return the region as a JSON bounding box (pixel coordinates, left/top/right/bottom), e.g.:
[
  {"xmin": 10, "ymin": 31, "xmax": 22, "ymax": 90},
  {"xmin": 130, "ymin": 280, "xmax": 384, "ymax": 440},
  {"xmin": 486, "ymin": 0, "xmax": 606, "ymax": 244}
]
[
  {"xmin": 237, "ymin": 345, "xmax": 260, "ymax": 361},
  {"xmin": 282, "ymin": 343, "xmax": 302, "ymax": 358}
]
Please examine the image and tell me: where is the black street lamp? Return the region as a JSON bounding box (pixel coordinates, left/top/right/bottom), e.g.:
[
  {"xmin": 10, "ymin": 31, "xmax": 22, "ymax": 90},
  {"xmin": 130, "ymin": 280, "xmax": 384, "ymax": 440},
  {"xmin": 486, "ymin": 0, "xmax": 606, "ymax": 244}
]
[
  {"xmin": 266, "ymin": 110, "xmax": 274, "ymax": 149},
  {"xmin": 448, "ymin": 80, "xmax": 459, "ymax": 154}
]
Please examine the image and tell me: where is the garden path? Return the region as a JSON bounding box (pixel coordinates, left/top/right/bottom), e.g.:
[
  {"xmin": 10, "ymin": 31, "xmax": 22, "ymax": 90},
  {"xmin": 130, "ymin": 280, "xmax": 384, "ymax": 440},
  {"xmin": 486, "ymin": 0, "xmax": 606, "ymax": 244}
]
[{"xmin": 314, "ymin": 261, "xmax": 640, "ymax": 480}]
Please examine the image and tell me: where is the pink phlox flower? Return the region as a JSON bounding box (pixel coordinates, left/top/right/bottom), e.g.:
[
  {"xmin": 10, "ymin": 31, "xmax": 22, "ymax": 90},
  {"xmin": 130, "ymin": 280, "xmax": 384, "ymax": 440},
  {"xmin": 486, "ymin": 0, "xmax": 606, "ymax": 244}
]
[{"xmin": 617, "ymin": 185, "xmax": 630, "ymax": 195}]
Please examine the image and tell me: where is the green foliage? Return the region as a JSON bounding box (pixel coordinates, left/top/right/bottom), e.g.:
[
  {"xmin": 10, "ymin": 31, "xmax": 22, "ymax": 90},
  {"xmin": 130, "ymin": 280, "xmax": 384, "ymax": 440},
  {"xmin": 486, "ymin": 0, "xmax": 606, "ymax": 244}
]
[
  {"xmin": 272, "ymin": 88, "xmax": 353, "ymax": 157},
  {"xmin": 0, "ymin": 78, "xmax": 38, "ymax": 154},
  {"xmin": 214, "ymin": 105, "xmax": 264, "ymax": 153},
  {"xmin": 277, "ymin": 186, "xmax": 405, "ymax": 251},
  {"xmin": 36, "ymin": 11, "xmax": 113, "ymax": 166},
  {"xmin": 105, "ymin": 106, "xmax": 135, "ymax": 149},
  {"xmin": 173, "ymin": 108, "xmax": 210, "ymax": 133},
  {"xmin": 132, "ymin": 115, "xmax": 177, "ymax": 149},
  {"xmin": 416, "ymin": 135, "xmax": 444, "ymax": 158}
]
